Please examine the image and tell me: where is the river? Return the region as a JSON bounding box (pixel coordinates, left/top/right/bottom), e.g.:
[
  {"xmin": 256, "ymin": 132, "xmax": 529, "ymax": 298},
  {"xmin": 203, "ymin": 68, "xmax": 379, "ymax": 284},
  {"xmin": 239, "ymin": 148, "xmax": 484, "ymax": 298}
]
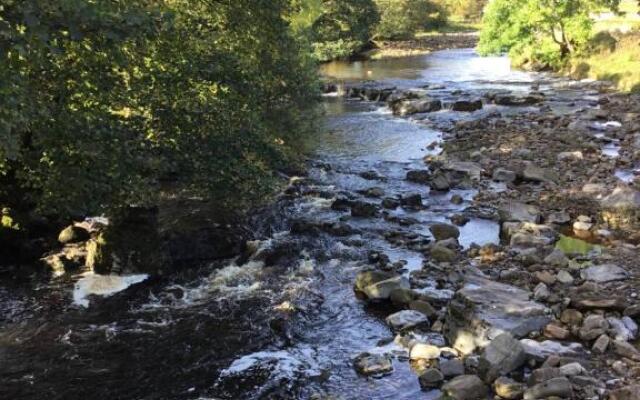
[{"xmin": 0, "ymin": 49, "xmax": 609, "ymax": 399}]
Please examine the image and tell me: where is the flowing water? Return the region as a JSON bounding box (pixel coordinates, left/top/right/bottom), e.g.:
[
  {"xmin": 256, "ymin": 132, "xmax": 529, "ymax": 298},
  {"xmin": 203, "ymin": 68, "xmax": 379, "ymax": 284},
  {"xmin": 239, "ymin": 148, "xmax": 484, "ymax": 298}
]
[{"xmin": 0, "ymin": 49, "xmax": 606, "ymax": 399}]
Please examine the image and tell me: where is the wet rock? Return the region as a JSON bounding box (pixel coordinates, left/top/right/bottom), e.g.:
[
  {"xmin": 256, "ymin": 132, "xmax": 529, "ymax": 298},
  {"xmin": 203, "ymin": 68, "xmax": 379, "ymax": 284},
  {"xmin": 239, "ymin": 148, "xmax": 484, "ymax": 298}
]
[
  {"xmin": 446, "ymin": 275, "xmax": 551, "ymax": 354},
  {"xmin": 429, "ymin": 223, "xmax": 460, "ymax": 241},
  {"xmin": 478, "ymin": 332, "xmax": 527, "ymax": 382},
  {"xmin": 360, "ymin": 170, "xmax": 383, "ymax": 181},
  {"xmin": 406, "ymin": 170, "xmax": 431, "ymax": 184},
  {"xmin": 419, "ymin": 368, "xmax": 444, "ymax": 389},
  {"xmin": 440, "ymin": 359, "xmax": 465, "ymax": 378},
  {"xmin": 400, "ymin": 193, "xmax": 423, "ymax": 208},
  {"xmin": 441, "ymin": 375, "xmax": 488, "ymax": 400},
  {"xmin": 351, "ymin": 201, "xmax": 379, "ymax": 218},
  {"xmin": 430, "ymin": 244, "xmax": 458, "ymax": 263},
  {"xmin": 443, "ymin": 161, "xmax": 484, "ymax": 181},
  {"xmin": 429, "ymin": 172, "xmax": 451, "ymax": 191},
  {"xmin": 386, "ymin": 310, "xmax": 430, "ymax": 332},
  {"xmin": 580, "ymin": 264, "xmax": 629, "ymax": 283},
  {"xmin": 494, "ymin": 94, "xmax": 543, "ymax": 106},
  {"xmin": 450, "ymin": 194, "xmax": 464, "ymax": 205},
  {"xmin": 361, "ymin": 187, "xmax": 385, "ymax": 198},
  {"xmin": 494, "ymin": 376, "xmax": 525, "ymax": 400},
  {"xmin": 382, "ymin": 197, "xmax": 401, "ymax": 209},
  {"xmin": 452, "ymin": 99, "xmax": 483, "ymax": 112},
  {"xmin": 410, "ymin": 343, "xmax": 441, "ymax": 360},
  {"xmin": 389, "ymin": 288, "xmax": 417, "ymax": 306},
  {"xmin": 520, "ymin": 340, "xmax": 585, "ymax": 362},
  {"xmin": 363, "ymin": 276, "xmax": 410, "ymax": 301},
  {"xmin": 392, "ymin": 98, "xmax": 442, "ymax": 116},
  {"xmin": 58, "ymin": 225, "xmax": 90, "ymax": 244},
  {"xmin": 450, "ymin": 214, "xmax": 470, "ymax": 226},
  {"xmin": 355, "ymin": 270, "xmax": 395, "ymax": 292},
  {"xmin": 499, "ymin": 202, "xmax": 541, "ymax": 224},
  {"xmin": 492, "ymin": 168, "xmax": 517, "ymax": 183},
  {"xmin": 331, "ymin": 197, "xmax": 353, "ymax": 211},
  {"xmin": 410, "ymin": 300, "xmax": 438, "ymax": 318},
  {"xmin": 353, "ymin": 353, "xmax": 393, "ymax": 376}
]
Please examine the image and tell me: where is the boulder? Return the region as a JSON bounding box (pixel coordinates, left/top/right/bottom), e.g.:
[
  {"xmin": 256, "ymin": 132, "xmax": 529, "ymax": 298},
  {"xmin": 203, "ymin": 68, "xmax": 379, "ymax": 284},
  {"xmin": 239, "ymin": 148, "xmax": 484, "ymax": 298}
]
[
  {"xmin": 440, "ymin": 359, "xmax": 465, "ymax": 378},
  {"xmin": 392, "ymin": 98, "xmax": 442, "ymax": 116},
  {"xmin": 600, "ymin": 186, "xmax": 640, "ymax": 229},
  {"xmin": 363, "ymin": 276, "xmax": 410, "ymax": 301},
  {"xmin": 499, "ymin": 202, "xmax": 541, "ymax": 223},
  {"xmin": 580, "ymin": 264, "xmax": 629, "ymax": 283},
  {"xmin": 351, "ymin": 201, "xmax": 379, "ymax": 218},
  {"xmin": 452, "ymin": 99, "xmax": 483, "ymax": 112},
  {"xmin": 406, "ymin": 170, "xmax": 431, "ymax": 184},
  {"xmin": 400, "ymin": 193, "xmax": 423, "ymax": 208},
  {"xmin": 355, "ymin": 270, "xmax": 395, "ymax": 292},
  {"xmin": 523, "ymin": 377, "xmax": 572, "ymax": 400},
  {"xmin": 430, "ymin": 223, "xmax": 460, "ymax": 241},
  {"xmin": 445, "ymin": 275, "xmax": 551, "ymax": 354},
  {"xmin": 431, "ymin": 244, "xmax": 458, "ymax": 263},
  {"xmin": 478, "ymin": 333, "xmax": 527, "ymax": 382},
  {"xmin": 58, "ymin": 225, "xmax": 90, "ymax": 244},
  {"xmin": 494, "ymin": 94, "xmax": 543, "ymax": 106},
  {"xmin": 429, "ymin": 172, "xmax": 451, "ymax": 191},
  {"xmin": 353, "ymin": 353, "xmax": 393, "ymax": 376},
  {"xmin": 410, "ymin": 343, "xmax": 441, "ymax": 360},
  {"xmin": 441, "ymin": 375, "xmax": 489, "ymax": 400},
  {"xmin": 492, "ymin": 168, "xmax": 517, "ymax": 183},
  {"xmin": 386, "ymin": 310, "xmax": 430, "ymax": 332},
  {"xmin": 520, "ymin": 162, "xmax": 558, "ymax": 184},
  {"xmin": 494, "ymin": 377, "xmax": 525, "ymax": 400},
  {"xmin": 418, "ymin": 368, "xmax": 444, "ymax": 389}
]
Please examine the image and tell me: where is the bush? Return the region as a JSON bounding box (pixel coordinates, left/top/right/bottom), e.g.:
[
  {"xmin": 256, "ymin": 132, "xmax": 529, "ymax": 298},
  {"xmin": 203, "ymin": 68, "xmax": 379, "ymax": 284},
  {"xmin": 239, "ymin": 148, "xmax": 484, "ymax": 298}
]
[
  {"xmin": 375, "ymin": 0, "xmax": 448, "ymax": 40},
  {"xmin": 0, "ymin": 0, "xmax": 319, "ymax": 219}
]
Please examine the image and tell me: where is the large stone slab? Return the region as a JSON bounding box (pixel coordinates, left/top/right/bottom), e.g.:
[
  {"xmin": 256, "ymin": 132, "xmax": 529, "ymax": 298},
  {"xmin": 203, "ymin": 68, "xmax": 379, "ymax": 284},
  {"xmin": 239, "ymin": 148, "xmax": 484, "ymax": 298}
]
[
  {"xmin": 581, "ymin": 264, "xmax": 629, "ymax": 283},
  {"xmin": 445, "ymin": 274, "xmax": 551, "ymax": 354}
]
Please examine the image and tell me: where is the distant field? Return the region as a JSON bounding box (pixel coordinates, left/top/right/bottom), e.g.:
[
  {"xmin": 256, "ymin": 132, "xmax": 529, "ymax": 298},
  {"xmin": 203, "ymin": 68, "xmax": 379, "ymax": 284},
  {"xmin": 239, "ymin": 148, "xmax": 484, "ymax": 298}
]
[{"xmin": 593, "ymin": 0, "xmax": 640, "ymax": 32}]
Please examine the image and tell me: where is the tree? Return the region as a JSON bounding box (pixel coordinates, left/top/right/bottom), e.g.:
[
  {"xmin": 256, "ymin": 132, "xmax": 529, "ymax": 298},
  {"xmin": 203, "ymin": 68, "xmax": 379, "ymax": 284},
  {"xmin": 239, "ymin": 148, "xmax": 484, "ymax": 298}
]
[
  {"xmin": 478, "ymin": 0, "xmax": 621, "ymax": 68},
  {"xmin": 0, "ymin": 0, "xmax": 318, "ymax": 222},
  {"xmin": 310, "ymin": 0, "xmax": 380, "ymax": 60},
  {"xmin": 375, "ymin": 0, "xmax": 447, "ymax": 39}
]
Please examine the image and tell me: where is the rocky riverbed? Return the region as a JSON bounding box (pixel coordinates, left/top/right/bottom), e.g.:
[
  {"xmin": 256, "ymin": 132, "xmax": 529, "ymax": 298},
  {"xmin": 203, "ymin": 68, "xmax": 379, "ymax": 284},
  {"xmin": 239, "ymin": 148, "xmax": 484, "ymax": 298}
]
[{"xmin": 2, "ymin": 48, "xmax": 640, "ymax": 399}]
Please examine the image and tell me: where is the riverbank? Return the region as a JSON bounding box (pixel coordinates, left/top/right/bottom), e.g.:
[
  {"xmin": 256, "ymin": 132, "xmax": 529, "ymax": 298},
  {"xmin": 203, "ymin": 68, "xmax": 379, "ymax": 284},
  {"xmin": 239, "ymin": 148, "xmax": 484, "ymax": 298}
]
[
  {"xmin": 324, "ymin": 64, "xmax": 640, "ymax": 398},
  {"xmin": 366, "ymin": 32, "xmax": 479, "ymax": 60}
]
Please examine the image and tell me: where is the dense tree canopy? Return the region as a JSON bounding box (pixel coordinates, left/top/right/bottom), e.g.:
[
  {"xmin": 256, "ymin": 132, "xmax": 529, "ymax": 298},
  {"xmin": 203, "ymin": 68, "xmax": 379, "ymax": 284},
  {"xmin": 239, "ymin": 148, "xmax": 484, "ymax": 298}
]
[
  {"xmin": 310, "ymin": 0, "xmax": 380, "ymax": 61},
  {"xmin": 375, "ymin": 0, "xmax": 447, "ymax": 40},
  {"xmin": 0, "ymin": 0, "xmax": 318, "ymax": 220},
  {"xmin": 478, "ymin": 0, "xmax": 621, "ymax": 69}
]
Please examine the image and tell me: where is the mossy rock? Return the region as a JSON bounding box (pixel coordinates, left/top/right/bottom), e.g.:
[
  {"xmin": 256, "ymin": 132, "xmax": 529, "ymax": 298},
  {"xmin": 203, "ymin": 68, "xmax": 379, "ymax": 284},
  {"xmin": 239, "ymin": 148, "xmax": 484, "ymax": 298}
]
[{"xmin": 58, "ymin": 225, "xmax": 90, "ymax": 244}]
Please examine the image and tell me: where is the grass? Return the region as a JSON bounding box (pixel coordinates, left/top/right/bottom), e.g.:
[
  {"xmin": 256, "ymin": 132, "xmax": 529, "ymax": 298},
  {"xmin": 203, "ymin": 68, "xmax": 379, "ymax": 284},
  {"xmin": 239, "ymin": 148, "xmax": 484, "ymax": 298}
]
[{"xmin": 570, "ymin": 32, "xmax": 640, "ymax": 92}]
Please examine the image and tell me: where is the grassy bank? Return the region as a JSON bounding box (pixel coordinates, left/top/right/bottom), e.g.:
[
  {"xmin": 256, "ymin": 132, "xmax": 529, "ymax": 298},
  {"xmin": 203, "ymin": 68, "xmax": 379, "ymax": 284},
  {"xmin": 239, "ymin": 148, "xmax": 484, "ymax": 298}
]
[{"xmin": 569, "ymin": 31, "xmax": 640, "ymax": 92}]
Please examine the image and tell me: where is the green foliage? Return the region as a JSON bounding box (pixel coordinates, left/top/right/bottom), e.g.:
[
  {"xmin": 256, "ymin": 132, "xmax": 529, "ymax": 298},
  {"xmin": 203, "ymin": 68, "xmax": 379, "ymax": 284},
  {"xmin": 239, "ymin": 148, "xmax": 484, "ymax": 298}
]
[
  {"xmin": 441, "ymin": 0, "xmax": 488, "ymax": 21},
  {"xmin": 375, "ymin": 0, "xmax": 448, "ymax": 40},
  {"xmin": 0, "ymin": 0, "xmax": 319, "ymax": 219},
  {"xmin": 478, "ymin": 0, "xmax": 621, "ymax": 69},
  {"xmin": 310, "ymin": 0, "xmax": 380, "ymax": 61}
]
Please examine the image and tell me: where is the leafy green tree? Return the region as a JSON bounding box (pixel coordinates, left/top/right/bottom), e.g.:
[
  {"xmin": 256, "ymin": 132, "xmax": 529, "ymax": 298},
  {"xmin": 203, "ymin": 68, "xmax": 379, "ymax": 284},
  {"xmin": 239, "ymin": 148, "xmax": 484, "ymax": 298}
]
[
  {"xmin": 375, "ymin": 0, "xmax": 448, "ymax": 39},
  {"xmin": 0, "ymin": 0, "xmax": 318, "ymax": 221},
  {"xmin": 478, "ymin": 0, "xmax": 621, "ymax": 68},
  {"xmin": 441, "ymin": 0, "xmax": 488, "ymax": 21},
  {"xmin": 310, "ymin": 0, "xmax": 380, "ymax": 60}
]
